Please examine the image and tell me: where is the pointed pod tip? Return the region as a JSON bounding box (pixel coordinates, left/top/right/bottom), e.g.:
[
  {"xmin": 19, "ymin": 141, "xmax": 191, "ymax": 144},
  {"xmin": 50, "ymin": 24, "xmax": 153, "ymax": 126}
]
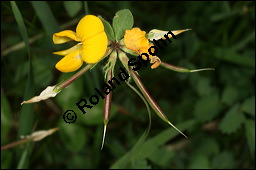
[
  {"xmin": 166, "ymin": 121, "xmax": 187, "ymax": 138},
  {"xmin": 190, "ymin": 68, "xmax": 215, "ymax": 72},
  {"xmin": 100, "ymin": 124, "xmax": 107, "ymax": 150}
]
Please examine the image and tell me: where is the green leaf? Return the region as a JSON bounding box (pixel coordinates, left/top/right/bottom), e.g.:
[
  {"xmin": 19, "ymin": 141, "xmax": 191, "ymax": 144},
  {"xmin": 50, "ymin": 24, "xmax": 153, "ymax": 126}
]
[
  {"xmin": 211, "ymin": 151, "xmax": 235, "ymax": 169},
  {"xmin": 31, "ymin": 1, "xmax": 59, "ymax": 37},
  {"xmin": 231, "ymin": 31, "xmax": 255, "ymax": 52},
  {"xmin": 1, "ymin": 150, "xmax": 13, "ymax": 169},
  {"xmin": 14, "ymin": 56, "xmax": 54, "ymax": 88},
  {"xmin": 1, "ymin": 94, "xmax": 12, "ymax": 144},
  {"xmin": 221, "ymin": 85, "xmax": 239, "ymax": 105},
  {"xmin": 17, "ymin": 143, "xmax": 30, "ymax": 169},
  {"xmin": 131, "ymin": 159, "xmax": 151, "ymax": 169},
  {"xmin": 55, "ymin": 72, "xmax": 83, "ymax": 110},
  {"xmin": 84, "ymin": 1, "xmax": 89, "ymax": 15},
  {"xmin": 241, "ymin": 96, "xmax": 255, "ymax": 117},
  {"xmin": 64, "ymin": 1, "xmax": 82, "ymax": 17},
  {"xmin": 10, "ymin": 1, "xmax": 30, "ymax": 58},
  {"xmin": 55, "ymin": 72, "xmax": 95, "ymax": 125},
  {"xmin": 214, "ymin": 47, "xmax": 255, "ymax": 68},
  {"xmin": 245, "ymin": 119, "xmax": 255, "ymax": 156},
  {"xmin": 11, "ymin": 2, "xmax": 35, "ymax": 168},
  {"xmin": 58, "ymin": 121, "xmax": 87, "ymax": 152},
  {"xmin": 195, "ymin": 77, "xmax": 215, "ymax": 97},
  {"xmin": 188, "ymin": 155, "xmax": 210, "ymax": 169},
  {"xmin": 66, "ymin": 153, "xmax": 91, "ymax": 169},
  {"xmin": 110, "ymin": 81, "xmax": 152, "ymax": 169},
  {"xmin": 33, "ymin": 58, "xmax": 53, "ymax": 88},
  {"xmin": 148, "ymin": 146, "xmax": 175, "ymax": 167},
  {"xmin": 219, "ymin": 104, "xmax": 245, "ymax": 134},
  {"xmin": 58, "ymin": 95, "xmax": 118, "ymax": 126},
  {"xmin": 10, "ymin": 0, "xmax": 34, "ymax": 138},
  {"xmin": 194, "ymin": 94, "xmax": 220, "ymax": 122},
  {"xmin": 112, "ymin": 9, "xmax": 134, "ymax": 41},
  {"xmin": 111, "ymin": 119, "xmax": 195, "ymax": 169},
  {"xmin": 77, "ymin": 98, "xmax": 118, "ymax": 125},
  {"xmin": 78, "ymin": 99, "xmax": 105, "ymax": 125},
  {"xmin": 211, "ymin": 9, "xmax": 240, "ymax": 22},
  {"xmin": 98, "ymin": 16, "xmax": 115, "ymax": 41},
  {"xmin": 195, "ymin": 137, "xmax": 220, "ymax": 156}
]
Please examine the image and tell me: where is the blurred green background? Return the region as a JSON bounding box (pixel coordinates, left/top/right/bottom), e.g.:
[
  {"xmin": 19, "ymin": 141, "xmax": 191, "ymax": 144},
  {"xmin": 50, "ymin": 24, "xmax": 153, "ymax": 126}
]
[{"xmin": 1, "ymin": 1, "xmax": 255, "ymax": 169}]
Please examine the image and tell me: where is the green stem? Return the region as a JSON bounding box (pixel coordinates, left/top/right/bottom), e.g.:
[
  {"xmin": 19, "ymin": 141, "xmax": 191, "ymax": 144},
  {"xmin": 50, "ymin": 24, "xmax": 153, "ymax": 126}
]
[
  {"xmin": 160, "ymin": 62, "xmax": 214, "ymax": 73},
  {"xmin": 1, "ymin": 138, "xmax": 32, "ymax": 151},
  {"xmin": 55, "ymin": 64, "xmax": 93, "ymax": 90}
]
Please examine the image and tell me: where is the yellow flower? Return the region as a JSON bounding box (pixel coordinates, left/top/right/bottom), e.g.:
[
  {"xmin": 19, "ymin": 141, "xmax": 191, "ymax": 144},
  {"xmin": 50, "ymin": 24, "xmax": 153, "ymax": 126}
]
[
  {"xmin": 124, "ymin": 28, "xmax": 160, "ymax": 68},
  {"xmin": 124, "ymin": 28, "xmax": 152, "ymax": 56},
  {"xmin": 53, "ymin": 15, "xmax": 108, "ymax": 72}
]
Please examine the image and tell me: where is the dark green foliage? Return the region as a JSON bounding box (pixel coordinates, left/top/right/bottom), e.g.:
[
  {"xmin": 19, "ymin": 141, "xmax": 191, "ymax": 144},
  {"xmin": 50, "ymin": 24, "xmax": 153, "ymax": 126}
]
[{"xmin": 1, "ymin": 1, "xmax": 254, "ymax": 169}]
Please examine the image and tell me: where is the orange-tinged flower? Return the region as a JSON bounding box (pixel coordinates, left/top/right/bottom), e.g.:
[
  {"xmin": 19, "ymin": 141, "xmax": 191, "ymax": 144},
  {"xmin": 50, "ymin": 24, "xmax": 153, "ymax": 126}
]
[
  {"xmin": 124, "ymin": 28, "xmax": 192, "ymax": 69},
  {"xmin": 124, "ymin": 28, "xmax": 160, "ymax": 68},
  {"xmin": 124, "ymin": 28, "xmax": 152, "ymax": 56},
  {"xmin": 53, "ymin": 15, "xmax": 108, "ymax": 72}
]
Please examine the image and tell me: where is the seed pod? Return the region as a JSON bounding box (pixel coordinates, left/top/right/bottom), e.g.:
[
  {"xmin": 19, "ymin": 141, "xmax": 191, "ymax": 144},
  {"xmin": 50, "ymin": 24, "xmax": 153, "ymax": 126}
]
[
  {"xmin": 118, "ymin": 52, "xmax": 187, "ymax": 138},
  {"xmin": 129, "ymin": 69, "xmax": 187, "ymax": 138},
  {"xmin": 101, "ymin": 69, "xmax": 113, "ymax": 150}
]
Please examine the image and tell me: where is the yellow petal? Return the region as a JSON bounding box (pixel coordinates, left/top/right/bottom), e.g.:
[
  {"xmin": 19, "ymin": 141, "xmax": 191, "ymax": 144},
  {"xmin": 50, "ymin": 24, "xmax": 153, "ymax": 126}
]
[
  {"xmin": 81, "ymin": 32, "xmax": 108, "ymax": 63},
  {"xmin": 148, "ymin": 29, "xmax": 191, "ymax": 41},
  {"xmin": 124, "ymin": 28, "xmax": 150, "ymax": 55},
  {"xmin": 53, "ymin": 43, "xmax": 82, "ymax": 56},
  {"xmin": 76, "ymin": 15, "xmax": 105, "ymax": 41},
  {"xmin": 150, "ymin": 56, "xmax": 161, "ymax": 69},
  {"xmin": 55, "ymin": 50, "xmax": 83, "ymax": 72},
  {"xmin": 53, "ymin": 30, "xmax": 81, "ymax": 44}
]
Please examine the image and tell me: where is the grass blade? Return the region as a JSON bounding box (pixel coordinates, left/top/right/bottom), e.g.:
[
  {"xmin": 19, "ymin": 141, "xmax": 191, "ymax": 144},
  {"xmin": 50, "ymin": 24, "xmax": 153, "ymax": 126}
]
[
  {"xmin": 111, "ymin": 119, "xmax": 195, "ymax": 168},
  {"xmin": 84, "ymin": 1, "xmax": 89, "ymax": 15},
  {"xmin": 11, "ymin": 1, "xmax": 35, "ymax": 168},
  {"xmin": 110, "ymin": 80, "xmax": 152, "ymax": 169},
  {"xmin": 10, "ymin": 1, "xmax": 30, "ymax": 56},
  {"xmin": 30, "ymin": 1, "xmax": 59, "ymax": 36}
]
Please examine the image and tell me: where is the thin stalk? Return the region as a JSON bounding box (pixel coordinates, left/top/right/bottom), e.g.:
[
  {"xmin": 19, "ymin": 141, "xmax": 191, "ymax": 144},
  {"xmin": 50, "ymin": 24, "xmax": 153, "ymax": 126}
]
[
  {"xmin": 56, "ymin": 64, "xmax": 93, "ymax": 90},
  {"xmin": 160, "ymin": 62, "xmax": 214, "ymax": 73},
  {"xmin": 1, "ymin": 138, "xmax": 31, "ymax": 151}
]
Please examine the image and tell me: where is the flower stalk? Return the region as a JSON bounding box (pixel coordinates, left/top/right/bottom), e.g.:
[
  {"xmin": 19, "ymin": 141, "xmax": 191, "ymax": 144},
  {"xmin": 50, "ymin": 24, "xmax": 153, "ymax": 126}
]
[
  {"xmin": 21, "ymin": 65, "xmax": 93, "ymax": 104},
  {"xmin": 160, "ymin": 62, "xmax": 215, "ymax": 73},
  {"xmin": 1, "ymin": 128, "xmax": 59, "ymax": 150},
  {"xmin": 1, "ymin": 138, "xmax": 31, "ymax": 151},
  {"xmin": 55, "ymin": 64, "xmax": 93, "ymax": 91}
]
